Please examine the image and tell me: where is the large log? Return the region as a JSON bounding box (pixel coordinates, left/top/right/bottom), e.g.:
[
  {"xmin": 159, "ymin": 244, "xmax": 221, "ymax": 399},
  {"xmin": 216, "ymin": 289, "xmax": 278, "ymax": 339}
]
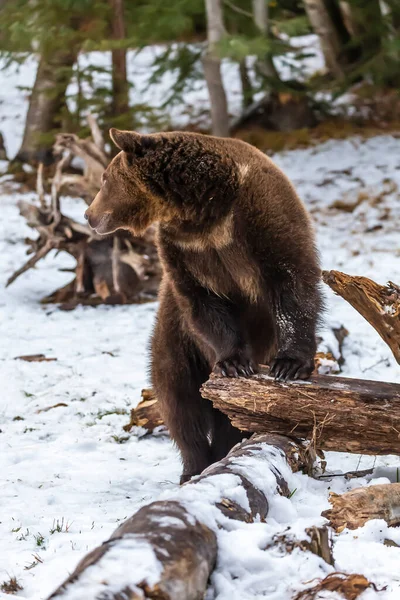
[
  {"xmin": 323, "ymin": 270, "xmax": 400, "ymax": 364},
  {"xmin": 48, "ymin": 434, "xmax": 316, "ymax": 600},
  {"xmin": 201, "ymin": 367, "xmax": 400, "ymax": 456},
  {"xmin": 322, "ymin": 483, "xmax": 400, "ymax": 532}
]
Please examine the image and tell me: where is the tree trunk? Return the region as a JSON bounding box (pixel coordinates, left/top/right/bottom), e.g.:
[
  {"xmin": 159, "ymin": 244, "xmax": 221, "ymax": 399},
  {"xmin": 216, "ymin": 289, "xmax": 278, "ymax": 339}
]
[
  {"xmin": 322, "ymin": 483, "xmax": 400, "ymax": 532},
  {"xmin": 47, "ymin": 434, "xmax": 316, "ymax": 600},
  {"xmin": 323, "ymin": 270, "xmax": 400, "ymax": 364},
  {"xmin": 239, "ymin": 58, "xmax": 253, "ymax": 110},
  {"xmin": 303, "ymin": 0, "xmax": 345, "ymax": 78},
  {"xmin": 201, "ymin": 367, "xmax": 400, "ymax": 456},
  {"xmin": 252, "ymin": 0, "xmax": 280, "ymax": 81},
  {"xmin": 203, "ymin": 0, "xmax": 230, "ymax": 137},
  {"xmin": 14, "ymin": 50, "xmax": 77, "ymax": 165},
  {"xmin": 0, "ymin": 131, "xmax": 7, "ymax": 160},
  {"xmin": 109, "ymin": 0, "xmax": 130, "ymax": 126}
]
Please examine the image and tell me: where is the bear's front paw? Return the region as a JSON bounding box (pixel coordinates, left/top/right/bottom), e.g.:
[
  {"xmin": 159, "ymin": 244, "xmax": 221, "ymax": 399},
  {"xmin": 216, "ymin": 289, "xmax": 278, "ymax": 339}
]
[
  {"xmin": 269, "ymin": 355, "xmax": 315, "ymax": 382},
  {"xmin": 214, "ymin": 352, "xmax": 258, "ymax": 378}
]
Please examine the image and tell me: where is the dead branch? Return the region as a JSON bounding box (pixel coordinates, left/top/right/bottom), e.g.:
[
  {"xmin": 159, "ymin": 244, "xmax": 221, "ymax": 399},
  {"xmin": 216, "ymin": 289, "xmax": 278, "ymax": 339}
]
[
  {"xmin": 6, "ymin": 116, "xmax": 161, "ymax": 306},
  {"xmin": 294, "ymin": 572, "xmax": 381, "ymax": 600},
  {"xmin": 323, "ymin": 270, "xmax": 400, "ymax": 364}
]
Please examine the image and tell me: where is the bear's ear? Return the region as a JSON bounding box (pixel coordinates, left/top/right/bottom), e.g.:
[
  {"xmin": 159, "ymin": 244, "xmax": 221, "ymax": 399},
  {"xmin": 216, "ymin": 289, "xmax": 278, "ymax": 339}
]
[
  {"xmin": 109, "ymin": 129, "xmax": 141, "ymax": 153},
  {"xmin": 109, "ymin": 128, "xmax": 162, "ymax": 155}
]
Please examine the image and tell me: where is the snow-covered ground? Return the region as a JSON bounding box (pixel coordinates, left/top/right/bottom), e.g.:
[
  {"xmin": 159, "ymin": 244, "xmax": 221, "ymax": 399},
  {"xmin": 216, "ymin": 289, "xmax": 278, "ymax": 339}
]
[
  {"xmin": 1, "ymin": 134, "xmax": 399, "ymax": 599},
  {"xmin": 1, "ymin": 40, "xmax": 400, "ymax": 599}
]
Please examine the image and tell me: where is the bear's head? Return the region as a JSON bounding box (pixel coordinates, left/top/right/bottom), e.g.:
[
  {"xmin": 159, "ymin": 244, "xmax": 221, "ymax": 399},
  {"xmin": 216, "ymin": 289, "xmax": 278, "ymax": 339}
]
[{"xmin": 85, "ymin": 128, "xmax": 239, "ymax": 236}]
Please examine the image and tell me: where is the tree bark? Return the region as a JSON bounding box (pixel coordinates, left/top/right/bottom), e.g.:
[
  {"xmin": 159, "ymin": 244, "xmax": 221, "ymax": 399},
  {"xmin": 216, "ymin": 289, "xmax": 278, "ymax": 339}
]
[
  {"xmin": 109, "ymin": 0, "xmax": 130, "ymax": 125},
  {"xmin": 47, "ymin": 434, "xmax": 315, "ymax": 600},
  {"xmin": 239, "ymin": 58, "xmax": 253, "ymax": 110},
  {"xmin": 252, "ymin": 0, "xmax": 279, "ymax": 81},
  {"xmin": 322, "ymin": 483, "xmax": 400, "ymax": 532},
  {"xmin": 0, "ymin": 131, "xmax": 7, "ymax": 160},
  {"xmin": 323, "ymin": 270, "xmax": 400, "ymax": 365},
  {"xmin": 203, "ymin": 0, "xmax": 230, "ymax": 137},
  {"xmin": 201, "ymin": 367, "xmax": 400, "ymax": 456},
  {"xmin": 303, "ymin": 0, "xmax": 345, "ymax": 78},
  {"xmin": 15, "ymin": 50, "xmax": 77, "ymax": 165}
]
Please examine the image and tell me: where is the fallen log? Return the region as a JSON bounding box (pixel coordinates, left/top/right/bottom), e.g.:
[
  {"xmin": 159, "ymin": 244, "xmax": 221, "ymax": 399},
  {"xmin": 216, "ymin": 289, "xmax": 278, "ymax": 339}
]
[
  {"xmin": 124, "ymin": 370, "xmax": 400, "ymax": 455},
  {"xmin": 48, "ymin": 434, "xmax": 315, "ymax": 600},
  {"xmin": 201, "ymin": 367, "xmax": 400, "ymax": 456},
  {"xmin": 323, "ymin": 270, "xmax": 400, "ymax": 364},
  {"xmin": 322, "ymin": 483, "xmax": 400, "ymax": 532}
]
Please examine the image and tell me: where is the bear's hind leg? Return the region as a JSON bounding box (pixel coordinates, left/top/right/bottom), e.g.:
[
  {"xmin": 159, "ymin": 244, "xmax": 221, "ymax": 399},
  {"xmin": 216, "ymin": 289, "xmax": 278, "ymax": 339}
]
[
  {"xmin": 210, "ymin": 408, "xmax": 248, "ymax": 463},
  {"xmin": 152, "ymin": 322, "xmax": 213, "ymax": 484}
]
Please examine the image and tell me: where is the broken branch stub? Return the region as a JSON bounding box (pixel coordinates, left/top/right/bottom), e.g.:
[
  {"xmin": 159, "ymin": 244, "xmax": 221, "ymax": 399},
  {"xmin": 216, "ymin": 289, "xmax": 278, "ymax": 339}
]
[{"xmin": 323, "ymin": 270, "xmax": 400, "ymax": 364}]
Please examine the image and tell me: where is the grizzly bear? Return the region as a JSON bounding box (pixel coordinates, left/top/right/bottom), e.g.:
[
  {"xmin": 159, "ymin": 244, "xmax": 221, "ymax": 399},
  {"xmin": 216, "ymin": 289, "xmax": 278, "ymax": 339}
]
[{"xmin": 85, "ymin": 129, "xmax": 323, "ymax": 483}]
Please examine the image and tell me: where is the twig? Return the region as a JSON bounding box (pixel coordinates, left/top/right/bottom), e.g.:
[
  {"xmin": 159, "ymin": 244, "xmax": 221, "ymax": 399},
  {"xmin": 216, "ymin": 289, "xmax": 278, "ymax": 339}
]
[
  {"xmin": 87, "ymin": 114, "xmax": 106, "ymax": 154},
  {"xmin": 36, "ymin": 163, "xmax": 47, "ymax": 210},
  {"xmin": 6, "ymin": 240, "xmax": 54, "ymax": 287},
  {"xmin": 223, "ymin": 0, "xmax": 253, "ymax": 18}
]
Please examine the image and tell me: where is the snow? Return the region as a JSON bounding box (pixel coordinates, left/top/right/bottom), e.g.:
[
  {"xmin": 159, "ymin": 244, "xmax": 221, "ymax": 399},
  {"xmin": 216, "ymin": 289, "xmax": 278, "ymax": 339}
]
[{"xmin": 1, "ymin": 40, "xmax": 400, "ymax": 599}]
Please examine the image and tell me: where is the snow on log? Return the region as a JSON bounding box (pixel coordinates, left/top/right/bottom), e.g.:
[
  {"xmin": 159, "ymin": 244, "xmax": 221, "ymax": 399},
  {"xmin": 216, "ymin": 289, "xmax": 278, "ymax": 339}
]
[
  {"xmin": 201, "ymin": 367, "xmax": 400, "ymax": 455},
  {"xmin": 323, "ymin": 270, "xmax": 400, "ymax": 364},
  {"xmin": 322, "ymin": 483, "xmax": 400, "ymax": 532},
  {"xmin": 48, "ymin": 434, "xmax": 314, "ymax": 600}
]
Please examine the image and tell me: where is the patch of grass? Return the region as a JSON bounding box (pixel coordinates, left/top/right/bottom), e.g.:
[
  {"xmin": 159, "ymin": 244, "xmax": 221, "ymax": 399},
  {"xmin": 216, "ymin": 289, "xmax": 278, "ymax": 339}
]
[
  {"xmin": 34, "ymin": 532, "xmax": 45, "ymax": 548},
  {"xmin": 111, "ymin": 434, "xmax": 130, "ymax": 444},
  {"xmin": 50, "ymin": 518, "xmax": 72, "ymax": 534},
  {"xmin": 96, "ymin": 408, "xmax": 129, "ymax": 420},
  {"xmin": 23, "ymin": 391, "xmax": 34, "ymax": 398},
  {"xmin": 1, "ymin": 576, "xmax": 23, "ymax": 594},
  {"xmin": 12, "ymin": 416, "xmax": 24, "ymax": 421},
  {"xmin": 288, "ymin": 488, "xmax": 297, "ymax": 499},
  {"xmin": 24, "ymin": 554, "xmax": 43, "ymax": 571},
  {"xmin": 16, "ymin": 528, "xmax": 29, "ymax": 541}
]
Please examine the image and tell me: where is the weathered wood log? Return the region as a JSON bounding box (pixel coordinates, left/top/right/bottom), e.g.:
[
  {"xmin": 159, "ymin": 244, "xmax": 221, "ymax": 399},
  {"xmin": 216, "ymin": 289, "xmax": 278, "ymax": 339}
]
[
  {"xmin": 201, "ymin": 367, "xmax": 400, "ymax": 455},
  {"xmin": 323, "ymin": 270, "xmax": 400, "ymax": 364},
  {"xmin": 322, "ymin": 483, "xmax": 400, "ymax": 532},
  {"xmin": 48, "ymin": 434, "xmax": 315, "ymax": 600}
]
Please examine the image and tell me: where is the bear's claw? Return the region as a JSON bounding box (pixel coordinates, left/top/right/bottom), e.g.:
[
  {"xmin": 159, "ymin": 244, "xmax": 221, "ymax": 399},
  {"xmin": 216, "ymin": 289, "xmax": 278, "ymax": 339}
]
[
  {"xmin": 214, "ymin": 354, "xmax": 258, "ymax": 378},
  {"xmin": 269, "ymin": 356, "xmax": 314, "ymax": 382}
]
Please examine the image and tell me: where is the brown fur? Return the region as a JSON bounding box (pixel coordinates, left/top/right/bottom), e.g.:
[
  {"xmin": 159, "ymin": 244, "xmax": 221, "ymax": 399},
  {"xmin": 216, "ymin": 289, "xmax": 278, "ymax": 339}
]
[{"xmin": 85, "ymin": 129, "xmax": 323, "ymax": 483}]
